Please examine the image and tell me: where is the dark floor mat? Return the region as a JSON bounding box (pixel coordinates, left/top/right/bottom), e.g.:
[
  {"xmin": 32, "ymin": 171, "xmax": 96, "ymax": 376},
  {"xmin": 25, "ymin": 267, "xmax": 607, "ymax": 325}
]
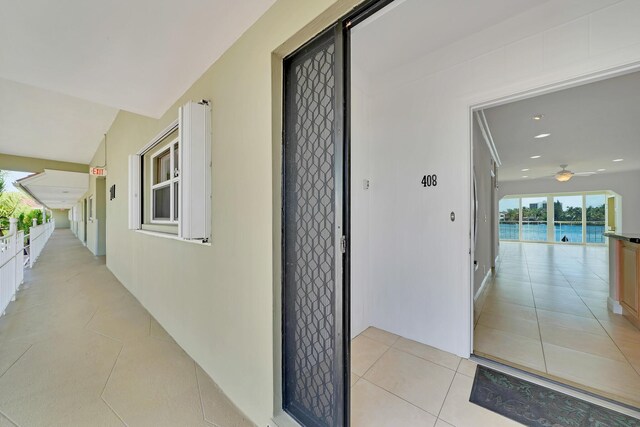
[{"xmin": 469, "ymin": 365, "xmax": 640, "ymax": 427}]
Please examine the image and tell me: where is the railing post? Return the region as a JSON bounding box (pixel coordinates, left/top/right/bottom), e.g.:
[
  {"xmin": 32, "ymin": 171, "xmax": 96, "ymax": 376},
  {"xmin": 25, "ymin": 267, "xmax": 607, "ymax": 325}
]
[{"xmin": 9, "ymin": 218, "xmax": 17, "ymax": 237}]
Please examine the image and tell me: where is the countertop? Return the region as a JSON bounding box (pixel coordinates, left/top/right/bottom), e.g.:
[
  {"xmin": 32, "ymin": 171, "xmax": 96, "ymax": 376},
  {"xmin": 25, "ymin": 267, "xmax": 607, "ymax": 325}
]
[{"xmin": 605, "ymin": 232, "xmax": 640, "ymax": 244}]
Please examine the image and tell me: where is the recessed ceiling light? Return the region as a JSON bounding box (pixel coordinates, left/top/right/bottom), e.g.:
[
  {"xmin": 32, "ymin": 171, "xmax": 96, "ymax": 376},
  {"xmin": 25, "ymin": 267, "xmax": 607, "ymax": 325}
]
[
  {"xmin": 533, "ymin": 114, "xmax": 544, "ymax": 121},
  {"xmin": 613, "ymin": 158, "xmax": 624, "ymax": 162},
  {"xmin": 521, "ymin": 168, "xmax": 529, "ymax": 172},
  {"xmin": 530, "ymin": 155, "xmax": 541, "ymax": 159},
  {"xmin": 597, "ymin": 168, "xmax": 606, "ymax": 172},
  {"xmin": 534, "ymin": 133, "xmax": 551, "ymax": 139},
  {"xmin": 522, "ymin": 176, "xmax": 529, "ymax": 178}
]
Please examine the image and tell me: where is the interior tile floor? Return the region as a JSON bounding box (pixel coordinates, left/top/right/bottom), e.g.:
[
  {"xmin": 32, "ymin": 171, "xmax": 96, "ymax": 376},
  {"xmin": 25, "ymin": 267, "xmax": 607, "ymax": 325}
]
[
  {"xmin": 474, "ymin": 241, "xmax": 640, "ymax": 408},
  {"xmin": 0, "ymin": 230, "xmax": 253, "ymax": 427},
  {"xmin": 351, "ymin": 327, "xmax": 522, "ymax": 427}
]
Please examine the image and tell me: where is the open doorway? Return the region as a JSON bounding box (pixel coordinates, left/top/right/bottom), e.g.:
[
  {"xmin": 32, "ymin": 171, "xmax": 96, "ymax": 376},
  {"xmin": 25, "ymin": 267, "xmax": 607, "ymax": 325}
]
[
  {"xmin": 281, "ymin": 0, "xmax": 640, "ymax": 425},
  {"xmin": 472, "ymin": 70, "xmax": 640, "ymax": 407}
]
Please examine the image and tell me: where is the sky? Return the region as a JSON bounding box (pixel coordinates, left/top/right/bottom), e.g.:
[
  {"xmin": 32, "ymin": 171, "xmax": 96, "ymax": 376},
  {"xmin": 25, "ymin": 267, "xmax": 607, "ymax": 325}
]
[
  {"xmin": 3, "ymin": 170, "xmax": 33, "ymax": 192},
  {"xmin": 500, "ymin": 194, "xmax": 606, "ymax": 212}
]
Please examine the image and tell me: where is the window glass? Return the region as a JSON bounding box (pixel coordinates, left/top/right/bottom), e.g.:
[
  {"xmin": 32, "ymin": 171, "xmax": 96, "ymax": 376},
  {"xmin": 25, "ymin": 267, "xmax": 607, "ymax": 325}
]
[
  {"xmin": 153, "ymin": 185, "xmax": 171, "ymax": 220},
  {"xmin": 522, "ymin": 197, "xmax": 547, "ymax": 241},
  {"xmin": 554, "ymin": 195, "xmax": 583, "ymax": 243},
  {"xmin": 586, "ymin": 194, "xmax": 606, "ymax": 243},
  {"xmin": 499, "ymin": 198, "xmax": 519, "ymax": 240},
  {"xmin": 154, "ymin": 149, "xmax": 171, "ymax": 184}
]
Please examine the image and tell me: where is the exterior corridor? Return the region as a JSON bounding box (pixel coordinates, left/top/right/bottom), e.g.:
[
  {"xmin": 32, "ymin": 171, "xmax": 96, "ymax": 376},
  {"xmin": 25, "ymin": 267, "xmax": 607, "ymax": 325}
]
[{"xmin": 0, "ymin": 230, "xmax": 252, "ymax": 427}]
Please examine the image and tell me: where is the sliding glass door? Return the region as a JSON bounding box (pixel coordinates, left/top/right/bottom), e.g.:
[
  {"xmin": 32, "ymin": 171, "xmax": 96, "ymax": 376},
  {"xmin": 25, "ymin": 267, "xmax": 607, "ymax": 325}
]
[
  {"xmin": 586, "ymin": 194, "xmax": 606, "ymax": 244},
  {"xmin": 499, "ymin": 198, "xmax": 519, "ymax": 240},
  {"xmin": 553, "ymin": 195, "xmax": 583, "ymax": 244},
  {"xmin": 522, "ymin": 197, "xmax": 547, "ymax": 242}
]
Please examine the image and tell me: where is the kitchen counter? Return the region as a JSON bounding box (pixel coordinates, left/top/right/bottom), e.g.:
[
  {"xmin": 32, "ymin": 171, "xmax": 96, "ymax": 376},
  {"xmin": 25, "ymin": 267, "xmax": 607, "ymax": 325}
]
[{"xmin": 605, "ymin": 232, "xmax": 640, "ymax": 244}]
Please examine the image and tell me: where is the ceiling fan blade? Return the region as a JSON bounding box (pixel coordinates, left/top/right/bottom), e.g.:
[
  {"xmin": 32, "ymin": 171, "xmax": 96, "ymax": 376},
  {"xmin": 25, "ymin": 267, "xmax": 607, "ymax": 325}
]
[{"xmin": 574, "ymin": 172, "xmax": 596, "ymax": 176}]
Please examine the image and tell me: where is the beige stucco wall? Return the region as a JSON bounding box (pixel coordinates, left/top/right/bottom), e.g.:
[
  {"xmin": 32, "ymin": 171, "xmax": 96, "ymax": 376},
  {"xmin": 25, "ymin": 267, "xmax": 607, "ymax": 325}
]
[
  {"xmin": 77, "ymin": 139, "xmax": 108, "ymax": 256},
  {"xmin": 52, "ymin": 209, "xmax": 70, "ymax": 229},
  {"xmin": 91, "ymin": 1, "xmax": 362, "ymax": 424}
]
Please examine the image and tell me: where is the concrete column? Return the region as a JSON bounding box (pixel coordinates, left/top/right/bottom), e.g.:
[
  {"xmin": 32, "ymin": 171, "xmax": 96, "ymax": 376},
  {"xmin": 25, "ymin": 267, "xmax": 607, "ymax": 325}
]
[{"xmin": 8, "ymin": 218, "xmax": 17, "ymax": 236}]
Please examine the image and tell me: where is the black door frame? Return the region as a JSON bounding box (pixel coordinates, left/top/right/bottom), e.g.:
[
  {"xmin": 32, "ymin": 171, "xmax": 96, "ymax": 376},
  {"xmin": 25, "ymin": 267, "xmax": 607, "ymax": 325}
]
[{"xmin": 281, "ymin": 1, "xmax": 396, "ymax": 425}]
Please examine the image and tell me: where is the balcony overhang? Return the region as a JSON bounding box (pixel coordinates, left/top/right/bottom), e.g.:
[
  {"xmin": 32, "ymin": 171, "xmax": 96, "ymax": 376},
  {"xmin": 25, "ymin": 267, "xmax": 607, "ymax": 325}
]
[{"xmin": 14, "ymin": 169, "xmax": 89, "ymax": 210}]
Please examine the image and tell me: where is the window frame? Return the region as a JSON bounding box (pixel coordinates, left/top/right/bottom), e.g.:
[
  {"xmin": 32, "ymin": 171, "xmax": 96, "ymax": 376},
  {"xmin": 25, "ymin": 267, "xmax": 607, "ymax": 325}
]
[
  {"xmin": 129, "ymin": 101, "xmax": 211, "ymax": 243},
  {"xmin": 88, "ymin": 195, "xmax": 94, "ymax": 222},
  {"xmin": 149, "ymin": 137, "xmax": 180, "ymax": 225}
]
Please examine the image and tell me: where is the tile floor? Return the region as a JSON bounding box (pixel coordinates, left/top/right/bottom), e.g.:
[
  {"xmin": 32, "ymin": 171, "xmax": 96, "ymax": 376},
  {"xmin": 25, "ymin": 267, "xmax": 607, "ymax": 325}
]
[
  {"xmin": 0, "ymin": 230, "xmax": 253, "ymax": 427},
  {"xmin": 350, "ymin": 327, "xmax": 520, "ymax": 427},
  {"xmin": 474, "ymin": 241, "xmax": 640, "ymax": 408}
]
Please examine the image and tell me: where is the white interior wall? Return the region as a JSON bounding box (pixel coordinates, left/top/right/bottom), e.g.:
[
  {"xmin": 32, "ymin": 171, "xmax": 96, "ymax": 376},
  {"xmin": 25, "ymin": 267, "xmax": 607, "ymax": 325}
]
[
  {"xmin": 351, "ymin": 0, "xmax": 640, "ymax": 357},
  {"xmin": 350, "ymin": 67, "xmax": 373, "ymax": 338},
  {"xmin": 473, "ymin": 119, "xmax": 496, "ymax": 296}
]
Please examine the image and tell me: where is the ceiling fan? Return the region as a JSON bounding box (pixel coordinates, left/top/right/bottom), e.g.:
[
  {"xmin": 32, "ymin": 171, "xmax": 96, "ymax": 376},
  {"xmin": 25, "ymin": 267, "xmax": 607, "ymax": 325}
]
[{"xmin": 553, "ymin": 164, "xmax": 596, "ymax": 182}]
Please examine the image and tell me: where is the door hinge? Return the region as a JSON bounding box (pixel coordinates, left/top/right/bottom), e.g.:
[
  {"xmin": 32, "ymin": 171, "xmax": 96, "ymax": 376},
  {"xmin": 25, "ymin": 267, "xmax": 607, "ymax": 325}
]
[{"xmin": 340, "ymin": 235, "xmax": 347, "ymax": 254}]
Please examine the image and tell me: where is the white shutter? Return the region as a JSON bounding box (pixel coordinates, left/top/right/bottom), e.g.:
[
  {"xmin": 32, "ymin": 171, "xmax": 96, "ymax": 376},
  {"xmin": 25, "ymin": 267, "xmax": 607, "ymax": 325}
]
[
  {"xmin": 179, "ymin": 101, "xmax": 211, "ymax": 241},
  {"xmin": 128, "ymin": 154, "xmax": 141, "ymax": 230}
]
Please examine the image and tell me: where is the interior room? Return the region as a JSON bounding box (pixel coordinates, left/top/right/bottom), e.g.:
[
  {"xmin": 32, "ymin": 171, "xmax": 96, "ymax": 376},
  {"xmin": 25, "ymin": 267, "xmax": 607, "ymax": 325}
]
[
  {"xmin": 348, "ymin": 0, "xmax": 640, "ymax": 423},
  {"xmin": 472, "ymin": 71, "xmax": 640, "ymax": 406}
]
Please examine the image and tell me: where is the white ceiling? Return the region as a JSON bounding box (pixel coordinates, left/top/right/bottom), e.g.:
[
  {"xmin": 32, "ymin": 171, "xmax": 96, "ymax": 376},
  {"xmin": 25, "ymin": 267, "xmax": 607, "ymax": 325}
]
[
  {"xmin": 16, "ymin": 169, "xmax": 89, "ymax": 210},
  {"xmin": 0, "ymin": 0, "xmax": 275, "ymax": 164},
  {"xmin": 351, "ymin": 0, "xmax": 547, "ymax": 76},
  {"xmin": 0, "ymin": 78, "xmax": 118, "ymax": 164},
  {"xmin": 484, "ymin": 71, "xmax": 640, "ymax": 182}
]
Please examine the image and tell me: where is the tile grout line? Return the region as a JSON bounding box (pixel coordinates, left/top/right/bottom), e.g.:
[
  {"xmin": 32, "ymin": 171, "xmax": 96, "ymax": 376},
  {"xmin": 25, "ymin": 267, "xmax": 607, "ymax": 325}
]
[
  {"xmin": 100, "ymin": 344, "xmax": 129, "ymax": 427},
  {"xmin": 525, "ymin": 246, "xmax": 549, "ymax": 374},
  {"xmin": 556, "ymin": 263, "xmax": 639, "ymax": 375},
  {"xmin": 0, "ymin": 407, "xmax": 21, "ymax": 427},
  {"xmin": 362, "ymin": 331, "xmax": 461, "ymax": 374},
  {"xmin": 356, "ymin": 330, "xmax": 461, "ymax": 421},
  {"xmin": 435, "ymin": 372, "xmax": 456, "ymax": 421},
  {"xmin": 358, "ymin": 377, "xmax": 444, "ymax": 421},
  {"xmin": 84, "ymin": 306, "xmax": 100, "ymax": 328},
  {"xmin": 0, "ymin": 344, "xmax": 32, "ymax": 380},
  {"xmin": 194, "ymin": 361, "xmax": 213, "ymax": 426}
]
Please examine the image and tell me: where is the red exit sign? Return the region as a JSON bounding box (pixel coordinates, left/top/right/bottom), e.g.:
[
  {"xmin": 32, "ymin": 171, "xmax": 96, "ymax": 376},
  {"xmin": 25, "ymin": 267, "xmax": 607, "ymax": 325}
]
[{"xmin": 90, "ymin": 167, "xmax": 107, "ymax": 177}]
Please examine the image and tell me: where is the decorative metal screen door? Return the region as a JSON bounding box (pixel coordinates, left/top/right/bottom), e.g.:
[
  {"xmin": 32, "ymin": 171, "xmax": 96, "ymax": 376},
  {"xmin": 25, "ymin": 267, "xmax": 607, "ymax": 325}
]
[{"xmin": 282, "ymin": 23, "xmax": 347, "ymax": 427}]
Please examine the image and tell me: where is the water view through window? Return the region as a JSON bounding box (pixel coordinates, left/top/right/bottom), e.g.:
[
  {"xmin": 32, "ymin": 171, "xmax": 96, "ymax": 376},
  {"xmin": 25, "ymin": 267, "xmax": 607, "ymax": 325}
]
[
  {"xmin": 499, "ymin": 198, "xmax": 519, "ymax": 240},
  {"xmin": 523, "ymin": 197, "xmax": 548, "ymax": 242},
  {"xmin": 554, "ymin": 195, "xmax": 583, "ymax": 243},
  {"xmin": 499, "ymin": 193, "xmax": 607, "ymax": 245}
]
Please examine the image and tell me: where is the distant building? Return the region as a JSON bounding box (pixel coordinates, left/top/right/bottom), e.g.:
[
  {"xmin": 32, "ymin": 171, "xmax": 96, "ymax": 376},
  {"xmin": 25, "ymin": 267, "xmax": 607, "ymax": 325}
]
[{"xmin": 529, "ymin": 202, "xmax": 548, "ymax": 209}]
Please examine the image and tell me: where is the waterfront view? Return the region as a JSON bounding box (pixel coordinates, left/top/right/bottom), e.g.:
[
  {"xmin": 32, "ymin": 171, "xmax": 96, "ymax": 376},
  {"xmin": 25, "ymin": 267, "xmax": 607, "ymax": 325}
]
[
  {"xmin": 499, "ymin": 193, "xmax": 607, "ymax": 244},
  {"xmin": 499, "ymin": 222, "xmax": 606, "ymax": 243}
]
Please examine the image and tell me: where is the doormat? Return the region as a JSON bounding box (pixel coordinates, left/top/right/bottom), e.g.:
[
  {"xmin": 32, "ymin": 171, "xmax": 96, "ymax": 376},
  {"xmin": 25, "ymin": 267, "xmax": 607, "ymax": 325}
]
[{"xmin": 469, "ymin": 365, "xmax": 640, "ymax": 427}]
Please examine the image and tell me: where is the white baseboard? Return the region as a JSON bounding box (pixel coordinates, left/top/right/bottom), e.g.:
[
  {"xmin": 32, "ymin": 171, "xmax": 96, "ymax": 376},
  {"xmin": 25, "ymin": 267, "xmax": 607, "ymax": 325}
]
[
  {"xmin": 474, "ymin": 270, "xmax": 493, "ymax": 323},
  {"xmin": 474, "ymin": 270, "xmax": 493, "ymax": 302},
  {"xmin": 608, "ymin": 297, "xmax": 623, "ymax": 315}
]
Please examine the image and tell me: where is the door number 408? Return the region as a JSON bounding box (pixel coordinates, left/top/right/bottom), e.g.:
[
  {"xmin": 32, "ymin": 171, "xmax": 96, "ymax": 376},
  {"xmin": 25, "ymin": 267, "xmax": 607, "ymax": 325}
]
[{"xmin": 421, "ymin": 174, "xmax": 437, "ymax": 187}]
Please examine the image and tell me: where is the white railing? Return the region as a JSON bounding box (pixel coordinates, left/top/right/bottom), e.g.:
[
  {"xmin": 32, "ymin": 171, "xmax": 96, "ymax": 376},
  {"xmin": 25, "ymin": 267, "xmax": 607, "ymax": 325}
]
[
  {"xmin": 28, "ymin": 220, "xmax": 55, "ymax": 268},
  {"xmin": 0, "ymin": 230, "xmax": 23, "ymax": 315},
  {"xmin": 0, "ymin": 219, "xmax": 54, "ymax": 316}
]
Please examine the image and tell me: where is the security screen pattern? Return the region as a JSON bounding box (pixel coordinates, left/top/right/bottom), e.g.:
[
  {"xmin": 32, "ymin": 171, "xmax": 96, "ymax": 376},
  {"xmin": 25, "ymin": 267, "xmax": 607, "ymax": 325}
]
[{"xmin": 283, "ymin": 31, "xmax": 340, "ymax": 427}]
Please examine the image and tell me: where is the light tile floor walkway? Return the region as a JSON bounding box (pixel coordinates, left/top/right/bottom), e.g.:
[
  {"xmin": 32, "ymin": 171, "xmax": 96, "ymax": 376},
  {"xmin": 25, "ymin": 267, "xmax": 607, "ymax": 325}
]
[
  {"xmin": 474, "ymin": 242, "xmax": 640, "ymax": 408},
  {"xmin": 0, "ymin": 230, "xmax": 253, "ymax": 427},
  {"xmin": 351, "ymin": 327, "xmax": 520, "ymax": 427}
]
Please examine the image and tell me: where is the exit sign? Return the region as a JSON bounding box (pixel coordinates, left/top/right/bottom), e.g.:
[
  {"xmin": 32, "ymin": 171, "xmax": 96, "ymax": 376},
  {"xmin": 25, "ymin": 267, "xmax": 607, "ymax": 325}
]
[{"xmin": 90, "ymin": 167, "xmax": 107, "ymax": 177}]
